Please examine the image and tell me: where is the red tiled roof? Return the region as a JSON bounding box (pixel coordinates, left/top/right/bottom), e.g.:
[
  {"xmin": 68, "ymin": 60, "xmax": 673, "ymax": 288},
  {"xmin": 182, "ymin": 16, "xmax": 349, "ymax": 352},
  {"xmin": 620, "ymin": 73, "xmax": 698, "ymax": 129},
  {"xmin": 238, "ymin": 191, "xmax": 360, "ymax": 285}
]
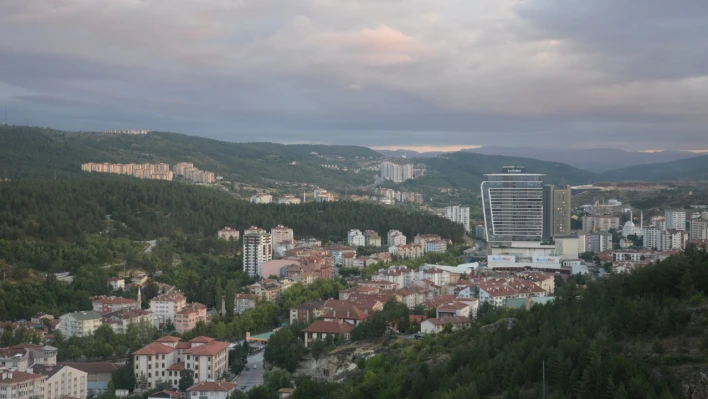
[
  {"xmin": 133, "ymin": 343, "xmax": 175, "ymax": 356},
  {"xmin": 187, "ymin": 381, "xmax": 237, "ymax": 392},
  {"xmin": 188, "ymin": 336, "xmax": 215, "ymax": 344},
  {"xmin": 184, "ymin": 341, "xmax": 229, "ymax": 356},
  {"xmin": 0, "ymin": 371, "xmax": 46, "ymax": 383},
  {"xmin": 437, "ymin": 302, "xmax": 469, "ymax": 311},
  {"xmin": 302, "ymin": 320, "xmax": 355, "ymax": 334},
  {"xmin": 149, "ymin": 390, "xmax": 181, "ymax": 399},
  {"xmin": 57, "ymin": 362, "xmax": 120, "ymax": 374},
  {"xmin": 175, "ymin": 342, "xmax": 191, "ymax": 350},
  {"xmin": 155, "ymin": 336, "xmax": 181, "ymax": 343},
  {"xmin": 166, "ymin": 363, "xmax": 185, "ymax": 371}
]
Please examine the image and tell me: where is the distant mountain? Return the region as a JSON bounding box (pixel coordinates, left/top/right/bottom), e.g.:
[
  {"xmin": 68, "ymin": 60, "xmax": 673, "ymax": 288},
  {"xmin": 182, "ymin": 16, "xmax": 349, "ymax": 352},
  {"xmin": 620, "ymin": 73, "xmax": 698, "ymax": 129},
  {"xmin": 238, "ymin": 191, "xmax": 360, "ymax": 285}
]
[
  {"xmin": 0, "ymin": 126, "xmax": 373, "ymax": 188},
  {"xmin": 601, "ymin": 154, "xmax": 708, "ymax": 182},
  {"xmin": 289, "ymin": 144, "xmax": 381, "ymax": 158},
  {"xmin": 468, "ymin": 146, "xmax": 699, "ymax": 172},
  {"xmin": 413, "ymin": 152, "xmax": 598, "ymax": 189}
]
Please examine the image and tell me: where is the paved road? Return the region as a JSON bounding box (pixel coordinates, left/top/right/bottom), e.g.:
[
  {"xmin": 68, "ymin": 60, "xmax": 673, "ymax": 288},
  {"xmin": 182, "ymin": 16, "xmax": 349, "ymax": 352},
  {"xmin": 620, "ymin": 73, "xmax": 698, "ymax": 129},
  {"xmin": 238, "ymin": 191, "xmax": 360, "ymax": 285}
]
[
  {"xmin": 232, "ymin": 351, "xmax": 264, "ymax": 392},
  {"xmin": 144, "ymin": 240, "xmax": 157, "ymax": 253}
]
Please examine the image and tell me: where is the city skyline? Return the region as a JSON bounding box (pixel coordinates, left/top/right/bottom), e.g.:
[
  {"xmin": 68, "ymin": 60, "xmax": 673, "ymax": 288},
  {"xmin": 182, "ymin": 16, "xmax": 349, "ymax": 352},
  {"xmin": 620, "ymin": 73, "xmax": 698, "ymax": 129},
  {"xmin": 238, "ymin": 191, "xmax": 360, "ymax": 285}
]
[{"xmin": 1, "ymin": 1, "xmax": 707, "ymax": 150}]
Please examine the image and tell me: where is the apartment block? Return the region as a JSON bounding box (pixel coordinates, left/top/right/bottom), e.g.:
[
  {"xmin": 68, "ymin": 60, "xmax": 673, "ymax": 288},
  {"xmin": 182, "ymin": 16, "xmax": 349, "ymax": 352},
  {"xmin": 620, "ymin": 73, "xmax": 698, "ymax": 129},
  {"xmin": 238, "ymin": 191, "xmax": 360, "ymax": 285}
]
[
  {"xmin": 149, "ymin": 291, "xmax": 187, "ymax": 329},
  {"xmin": 0, "ymin": 370, "xmax": 46, "ymax": 399},
  {"xmin": 33, "ymin": 364, "xmax": 87, "ymax": 399},
  {"xmin": 91, "ymin": 296, "xmax": 139, "ymax": 313},
  {"xmin": 581, "ymin": 216, "xmax": 621, "ymax": 233},
  {"xmin": 217, "ymin": 227, "xmax": 240, "ymax": 241},
  {"xmin": 59, "ymin": 311, "xmax": 102, "ymax": 338},
  {"xmin": 243, "ymin": 227, "xmax": 273, "ymax": 278},
  {"xmin": 444, "ymin": 205, "xmax": 471, "ymax": 232},
  {"xmin": 665, "ymin": 209, "xmax": 687, "ymax": 231},
  {"xmin": 174, "ymin": 303, "xmax": 208, "ymax": 334},
  {"xmin": 387, "ymin": 230, "xmax": 406, "ymax": 246},
  {"xmin": 347, "ymin": 230, "xmax": 365, "ymax": 247}
]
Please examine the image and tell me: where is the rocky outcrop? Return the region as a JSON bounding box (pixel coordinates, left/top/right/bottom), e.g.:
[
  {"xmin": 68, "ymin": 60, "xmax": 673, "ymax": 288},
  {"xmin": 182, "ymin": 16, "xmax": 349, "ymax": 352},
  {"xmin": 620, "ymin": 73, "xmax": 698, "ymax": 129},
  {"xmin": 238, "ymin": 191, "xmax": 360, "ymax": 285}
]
[
  {"xmin": 480, "ymin": 318, "xmax": 517, "ymax": 334},
  {"xmin": 677, "ymin": 366, "xmax": 708, "ymax": 399}
]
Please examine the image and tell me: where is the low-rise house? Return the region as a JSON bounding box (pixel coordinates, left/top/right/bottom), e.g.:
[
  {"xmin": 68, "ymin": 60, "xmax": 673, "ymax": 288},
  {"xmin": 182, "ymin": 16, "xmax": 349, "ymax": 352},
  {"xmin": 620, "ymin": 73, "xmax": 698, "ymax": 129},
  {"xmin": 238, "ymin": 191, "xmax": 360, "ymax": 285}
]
[
  {"xmin": 148, "ymin": 390, "xmax": 182, "ymax": 399},
  {"xmin": 390, "ymin": 244, "xmax": 424, "ymax": 259},
  {"xmin": 33, "ymin": 364, "xmax": 87, "ymax": 399},
  {"xmin": 436, "ymin": 302, "xmax": 471, "ymax": 319},
  {"xmin": 174, "ymin": 303, "xmax": 208, "ymax": 334},
  {"xmin": 321, "ymin": 300, "xmax": 369, "ymax": 326},
  {"xmin": 278, "ymin": 387, "xmax": 295, "ymax": 399},
  {"xmin": 31, "ymin": 313, "xmax": 54, "ymax": 324},
  {"xmin": 107, "ymin": 278, "xmax": 125, "ymax": 291},
  {"xmin": 302, "ymin": 321, "xmax": 355, "ymax": 348},
  {"xmin": 58, "ymin": 363, "xmax": 120, "ymax": 395},
  {"xmin": 477, "ymin": 284, "xmax": 520, "ymax": 307},
  {"xmin": 420, "ymin": 316, "xmax": 471, "ymax": 334},
  {"xmin": 186, "ymin": 381, "xmax": 238, "ymax": 399},
  {"xmin": 247, "ymin": 280, "xmax": 286, "ymax": 303},
  {"xmin": 517, "ymin": 271, "xmax": 555, "ymax": 295},
  {"xmin": 234, "ymin": 294, "xmax": 258, "ymax": 315},
  {"xmin": 425, "ymin": 240, "xmax": 448, "ymax": 254},
  {"xmin": 91, "ymin": 296, "xmax": 140, "ymax": 313},
  {"xmin": 0, "ymin": 370, "xmax": 46, "ymax": 399},
  {"xmin": 358, "ymin": 280, "xmax": 398, "ymax": 291},
  {"xmin": 59, "ymin": 311, "xmax": 102, "ymax": 338}
]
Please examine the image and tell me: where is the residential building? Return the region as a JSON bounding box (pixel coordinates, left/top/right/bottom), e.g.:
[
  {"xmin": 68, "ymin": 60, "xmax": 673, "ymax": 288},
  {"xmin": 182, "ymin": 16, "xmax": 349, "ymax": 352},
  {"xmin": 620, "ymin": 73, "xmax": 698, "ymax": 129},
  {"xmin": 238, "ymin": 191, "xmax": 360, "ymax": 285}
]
[
  {"xmin": 186, "ymin": 381, "xmax": 238, "ymax": 399},
  {"xmin": 643, "ymin": 227, "xmax": 688, "ymax": 251},
  {"xmin": 387, "ymin": 230, "xmax": 406, "ymax": 246},
  {"xmin": 364, "ymin": 230, "xmax": 382, "ymax": 247},
  {"xmin": 589, "ymin": 232, "xmax": 612, "ymax": 253},
  {"xmin": 271, "ymin": 225, "xmax": 294, "ymax": 248},
  {"xmin": 328, "ymin": 246, "xmax": 356, "ymax": 266},
  {"xmin": 172, "ymin": 162, "xmax": 215, "ymax": 184},
  {"xmin": 320, "ymin": 300, "xmax": 370, "ymax": 326},
  {"xmin": 582, "ymin": 216, "xmax": 621, "ymax": 233},
  {"xmin": 91, "ymin": 296, "xmax": 139, "ymax": 313},
  {"xmin": 390, "ymin": 244, "xmax": 424, "ymax": 259},
  {"xmin": 149, "ymin": 390, "xmax": 182, "ymax": 399},
  {"xmin": 0, "ymin": 370, "xmax": 46, "ymax": 399},
  {"xmin": 250, "ymin": 193, "xmax": 273, "ymax": 204},
  {"xmin": 149, "ymin": 291, "xmax": 187, "ymax": 328},
  {"xmin": 174, "ymin": 303, "xmax": 208, "ymax": 334},
  {"xmin": 81, "ymin": 163, "xmax": 174, "ymax": 181},
  {"xmin": 133, "ymin": 337, "xmax": 229, "ymax": 389},
  {"xmin": 542, "ymin": 185, "xmax": 571, "ymax": 239},
  {"xmin": 665, "ymin": 209, "xmax": 687, "ymax": 231},
  {"xmin": 554, "ymin": 236, "xmax": 579, "ymax": 259},
  {"xmin": 347, "ymin": 230, "xmax": 365, "ymax": 247},
  {"xmin": 302, "ymin": 321, "xmax": 354, "ymax": 348},
  {"xmin": 101, "ymin": 309, "xmax": 152, "ymax": 334},
  {"xmin": 34, "ymin": 364, "xmax": 87, "ymax": 399},
  {"xmin": 380, "ymin": 162, "xmax": 413, "ymax": 183},
  {"xmin": 436, "ymin": 302, "xmax": 471, "ymax": 318},
  {"xmin": 217, "ymin": 227, "xmax": 239, "ymax": 241},
  {"xmin": 0, "ymin": 345, "xmax": 57, "ymax": 370},
  {"xmin": 690, "ymin": 219, "xmax": 708, "ymax": 241},
  {"xmin": 57, "ymin": 363, "xmax": 120, "ymax": 395},
  {"xmin": 477, "ymin": 284, "xmax": 520, "ymax": 307},
  {"xmin": 234, "ymin": 294, "xmax": 258, "ymax": 315},
  {"xmin": 289, "ymin": 301, "xmax": 325, "ymax": 325},
  {"xmin": 414, "ymin": 234, "xmax": 442, "ymax": 248},
  {"xmin": 420, "ymin": 316, "xmax": 471, "ymax": 334},
  {"xmin": 481, "ymin": 166, "xmax": 544, "ymax": 243},
  {"xmin": 425, "ymin": 240, "xmax": 447, "ymax": 253},
  {"xmin": 278, "ymin": 195, "xmax": 302, "ymax": 205},
  {"xmin": 247, "ymin": 280, "xmax": 289, "ymax": 304},
  {"xmin": 107, "ymin": 278, "xmax": 125, "ymax": 291},
  {"xmin": 444, "ymin": 205, "xmax": 471, "ymax": 232},
  {"xmin": 59, "ymin": 311, "xmax": 102, "ymax": 338},
  {"xmin": 517, "ymin": 271, "xmax": 555, "ymax": 295},
  {"xmin": 243, "ymin": 227, "xmax": 273, "ymax": 278}
]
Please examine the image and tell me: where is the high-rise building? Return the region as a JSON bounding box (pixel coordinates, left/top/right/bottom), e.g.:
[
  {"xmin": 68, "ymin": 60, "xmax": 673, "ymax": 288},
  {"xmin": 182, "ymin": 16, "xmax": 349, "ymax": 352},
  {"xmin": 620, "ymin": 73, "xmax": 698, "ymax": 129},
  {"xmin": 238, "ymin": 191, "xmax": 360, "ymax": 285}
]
[
  {"xmin": 542, "ymin": 185, "xmax": 571, "ymax": 239},
  {"xmin": 581, "ymin": 216, "xmax": 621, "ymax": 233},
  {"xmin": 402, "ymin": 164, "xmax": 413, "ymax": 181},
  {"xmin": 480, "ymin": 166, "xmax": 544, "ymax": 243},
  {"xmin": 690, "ymin": 219, "xmax": 708, "ymax": 240},
  {"xmin": 444, "ymin": 205, "xmax": 471, "ymax": 232},
  {"xmin": 589, "ymin": 232, "xmax": 612, "ymax": 253},
  {"xmin": 665, "ymin": 209, "xmax": 687, "ymax": 231},
  {"xmin": 243, "ymin": 227, "xmax": 272, "ymax": 278},
  {"xmin": 271, "ymin": 225, "xmax": 294, "ymax": 247},
  {"xmin": 380, "ymin": 161, "xmax": 413, "ymax": 183}
]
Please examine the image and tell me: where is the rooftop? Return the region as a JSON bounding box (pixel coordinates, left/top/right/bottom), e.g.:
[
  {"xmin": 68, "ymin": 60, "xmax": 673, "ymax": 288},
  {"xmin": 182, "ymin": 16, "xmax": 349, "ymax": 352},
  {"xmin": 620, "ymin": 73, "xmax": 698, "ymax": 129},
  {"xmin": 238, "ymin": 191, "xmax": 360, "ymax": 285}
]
[
  {"xmin": 302, "ymin": 320, "xmax": 355, "ymax": 334},
  {"xmin": 187, "ymin": 381, "xmax": 237, "ymax": 392}
]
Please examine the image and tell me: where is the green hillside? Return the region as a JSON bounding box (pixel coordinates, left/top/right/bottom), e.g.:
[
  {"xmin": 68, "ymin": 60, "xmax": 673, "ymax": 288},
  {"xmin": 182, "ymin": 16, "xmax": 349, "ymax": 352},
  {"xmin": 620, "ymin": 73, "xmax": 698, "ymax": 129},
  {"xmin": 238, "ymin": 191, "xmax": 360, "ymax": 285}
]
[
  {"xmin": 414, "ymin": 152, "xmax": 598, "ymax": 189},
  {"xmin": 0, "ymin": 125, "xmax": 373, "ymax": 187},
  {"xmin": 602, "ymin": 155, "xmax": 708, "ymax": 182}
]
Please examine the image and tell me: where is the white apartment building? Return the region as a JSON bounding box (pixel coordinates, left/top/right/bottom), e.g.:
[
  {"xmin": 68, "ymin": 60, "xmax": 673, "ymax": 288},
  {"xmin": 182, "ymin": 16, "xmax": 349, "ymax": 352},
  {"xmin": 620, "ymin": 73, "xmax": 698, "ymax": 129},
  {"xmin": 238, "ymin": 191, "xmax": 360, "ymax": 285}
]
[
  {"xmin": 390, "ymin": 244, "xmax": 424, "ymax": 259},
  {"xmin": 133, "ymin": 336, "xmax": 229, "ymax": 389},
  {"xmin": 250, "ymin": 194, "xmax": 273, "ymax": 204},
  {"xmin": 387, "ymin": 230, "xmax": 406, "ymax": 246},
  {"xmin": 107, "ymin": 277, "xmax": 125, "ymax": 291},
  {"xmin": 425, "ymin": 240, "xmax": 447, "ymax": 253},
  {"xmin": 36, "ymin": 364, "xmax": 87, "ymax": 399},
  {"xmin": 0, "ymin": 370, "xmax": 46, "ymax": 399},
  {"xmin": 690, "ymin": 219, "xmax": 708, "ymax": 240},
  {"xmin": 380, "ymin": 162, "xmax": 413, "ymax": 183},
  {"xmin": 589, "ymin": 232, "xmax": 612, "ymax": 253},
  {"xmin": 59, "ymin": 311, "xmax": 102, "ymax": 338},
  {"xmin": 278, "ymin": 195, "xmax": 302, "ymax": 205},
  {"xmin": 327, "ymin": 246, "xmax": 356, "ymax": 266},
  {"xmin": 91, "ymin": 296, "xmax": 139, "ymax": 313},
  {"xmin": 364, "ymin": 230, "xmax": 382, "ymax": 247},
  {"xmin": 665, "ymin": 209, "xmax": 687, "ymax": 231},
  {"xmin": 217, "ymin": 227, "xmax": 240, "ymax": 241},
  {"xmin": 271, "ymin": 225, "xmax": 294, "ymax": 246},
  {"xmin": 149, "ymin": 291, "xmax": 187, "ymax": 328},
  {"xmin": 643, "ymin": 227, "xmax": 661, "ymax": 250},
  {"xmin": 243, "ymin": 227, "xmax": 272, "ymax": 278},
  {"xmin": 643, "ymin": 227, "xmax": 688, "ymax": 251},
  {"xmin": 347, "ymin": 230, "xmax": 365, "ymax": 247},
  {"xmin": 444, "ymin": 205, "xmax": 471, "ymax": 232}
]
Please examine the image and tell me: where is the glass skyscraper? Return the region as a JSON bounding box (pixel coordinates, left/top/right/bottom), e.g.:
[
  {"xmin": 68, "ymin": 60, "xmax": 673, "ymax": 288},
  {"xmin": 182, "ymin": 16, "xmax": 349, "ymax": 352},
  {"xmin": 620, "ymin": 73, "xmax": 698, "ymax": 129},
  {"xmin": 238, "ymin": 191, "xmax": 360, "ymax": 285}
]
[{"xmin": 481, "ymin": 166, "xmax": 545, "ymax": 243}]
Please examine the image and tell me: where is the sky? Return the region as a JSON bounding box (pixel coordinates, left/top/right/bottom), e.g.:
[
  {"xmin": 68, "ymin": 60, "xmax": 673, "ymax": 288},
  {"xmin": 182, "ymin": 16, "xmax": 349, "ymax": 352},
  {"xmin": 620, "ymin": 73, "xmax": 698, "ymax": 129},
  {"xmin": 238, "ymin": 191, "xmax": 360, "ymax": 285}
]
[{"xmin": 1, "ymin": 0, "xmax": 707, "ymax": 151}]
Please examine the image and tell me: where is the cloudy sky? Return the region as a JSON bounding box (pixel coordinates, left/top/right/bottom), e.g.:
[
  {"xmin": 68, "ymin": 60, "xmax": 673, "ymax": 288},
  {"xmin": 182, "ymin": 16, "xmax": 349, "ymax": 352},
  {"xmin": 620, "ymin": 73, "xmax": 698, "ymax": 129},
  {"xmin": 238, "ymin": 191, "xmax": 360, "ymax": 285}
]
[{"xmin": 1, "ymin": 0, "xmax": 707, "ymax": 150}]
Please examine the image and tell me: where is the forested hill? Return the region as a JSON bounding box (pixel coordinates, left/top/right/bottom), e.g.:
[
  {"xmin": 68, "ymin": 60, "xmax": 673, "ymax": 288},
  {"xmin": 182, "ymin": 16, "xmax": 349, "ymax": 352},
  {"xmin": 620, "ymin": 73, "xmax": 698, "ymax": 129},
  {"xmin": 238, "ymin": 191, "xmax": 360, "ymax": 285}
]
[
  {"xmin": 0, "ymin": 125, "xmax": 376, "ymax": 187},
  {"xmin": 415, "ymin": 151, "xmax": 598, "ymax": 188},
  {"xmin": 601, "ymin": 154, "xmax": 708, "ymax": 182},
  {"xmin": 0, "ymin": 179, "xmax": 465, "ymax": 243}
]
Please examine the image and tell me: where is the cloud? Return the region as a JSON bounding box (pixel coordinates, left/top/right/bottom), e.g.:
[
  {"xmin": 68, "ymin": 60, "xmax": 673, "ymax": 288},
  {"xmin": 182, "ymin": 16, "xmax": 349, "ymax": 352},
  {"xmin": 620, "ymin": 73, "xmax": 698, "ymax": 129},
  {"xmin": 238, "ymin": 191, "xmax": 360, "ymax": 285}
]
[{"xmin": 0, "ymin": 0, "xmax": 706, "ymax": 149}]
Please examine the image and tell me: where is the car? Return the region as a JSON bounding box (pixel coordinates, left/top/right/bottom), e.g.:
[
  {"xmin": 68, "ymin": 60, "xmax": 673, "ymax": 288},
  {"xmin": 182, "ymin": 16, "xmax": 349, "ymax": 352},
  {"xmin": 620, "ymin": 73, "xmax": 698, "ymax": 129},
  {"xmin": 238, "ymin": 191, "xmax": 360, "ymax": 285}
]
[
  {"xmin": 240, "ymin": 385, "xmax": 247, "ymax": 390},
  {"xmin": 414, "ymin": 333, "xmax": 424, "ymax": 340},
  {"xmin": 253, "ymin": 364, "xmax": 258, "ymax": 369},
  {"xmin": 245, "ymin": 367, "xmax": 250, "ymax": 371}
]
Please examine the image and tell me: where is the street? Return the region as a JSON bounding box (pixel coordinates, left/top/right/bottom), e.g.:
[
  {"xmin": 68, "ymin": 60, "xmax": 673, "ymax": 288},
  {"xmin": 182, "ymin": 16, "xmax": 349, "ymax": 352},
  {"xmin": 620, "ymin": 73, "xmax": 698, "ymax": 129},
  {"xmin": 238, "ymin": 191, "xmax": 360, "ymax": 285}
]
[{"xmin": 232, "ymin": 350, "xmax": 264, "ymax": 392}]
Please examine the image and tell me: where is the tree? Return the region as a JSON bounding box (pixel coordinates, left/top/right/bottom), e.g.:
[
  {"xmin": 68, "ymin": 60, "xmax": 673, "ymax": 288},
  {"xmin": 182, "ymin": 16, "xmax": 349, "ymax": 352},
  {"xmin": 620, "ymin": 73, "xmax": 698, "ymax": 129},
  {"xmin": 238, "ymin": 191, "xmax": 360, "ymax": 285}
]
[
  {"xmin": 179, "ymin": 370, "xmax": 195, "ymax": 392},
  {"xmin": 229, "ymin": 390, "xmax": 248, "ymax": 399},
  {"xmin": 263, "ymin": 367, "xmax": 293, "ymax": 392},
  {"xmin": 264, "ymin": 327, "xmax": 305, "ymax": 372},
  {"xmin": 246, "ymin": 386, "xmax": 276, "ymax": 399},
  {"xmin": 113, "ymin": 358, "xmax": 136, "ymax": 390}
]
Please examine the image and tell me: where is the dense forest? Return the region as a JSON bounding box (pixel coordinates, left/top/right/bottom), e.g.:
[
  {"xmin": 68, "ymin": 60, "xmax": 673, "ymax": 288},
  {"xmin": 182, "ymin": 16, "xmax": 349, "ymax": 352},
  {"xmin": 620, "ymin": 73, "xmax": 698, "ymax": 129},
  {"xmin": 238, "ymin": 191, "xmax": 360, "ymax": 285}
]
[
  {"xmin": 0, "ymin": 179, "xmax": 465, "ymax": 243},
  {"xmin": 279, "ymin": 247, "xmax": 708, "ymax": 399}
]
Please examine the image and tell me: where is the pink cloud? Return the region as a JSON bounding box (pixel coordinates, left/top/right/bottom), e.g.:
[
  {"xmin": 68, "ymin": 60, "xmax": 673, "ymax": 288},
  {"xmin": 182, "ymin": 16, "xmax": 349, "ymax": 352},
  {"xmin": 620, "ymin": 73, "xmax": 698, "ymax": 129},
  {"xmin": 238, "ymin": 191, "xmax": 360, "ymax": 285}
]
[{"xmin": 315, "ymin": 24, "xmax": 430, "ymax": 66}]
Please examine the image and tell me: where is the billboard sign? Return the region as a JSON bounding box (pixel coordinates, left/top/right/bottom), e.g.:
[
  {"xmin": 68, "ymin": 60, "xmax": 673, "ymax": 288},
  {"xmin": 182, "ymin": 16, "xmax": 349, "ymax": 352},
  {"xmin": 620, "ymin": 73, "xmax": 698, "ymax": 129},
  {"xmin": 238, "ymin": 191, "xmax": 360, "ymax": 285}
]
[
  {"xmin": 487, "ymin": 255, "xmax": 516, "ymax": 263},
  {"xmin": 533, "ymin": 256, "xmax": 560, "ymax": 264}
]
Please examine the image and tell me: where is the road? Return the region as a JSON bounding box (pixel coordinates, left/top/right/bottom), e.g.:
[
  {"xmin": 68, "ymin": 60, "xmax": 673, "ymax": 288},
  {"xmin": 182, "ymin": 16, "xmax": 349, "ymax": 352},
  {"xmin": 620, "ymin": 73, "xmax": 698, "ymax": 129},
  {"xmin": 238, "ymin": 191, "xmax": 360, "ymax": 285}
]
[
  {"xmin": 232, "ymin": 350, "xmax": 264, "ymax": 392},
  {"xmin": 144, "ymin": 240, "xmax": 157, "ymax": 253}
]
